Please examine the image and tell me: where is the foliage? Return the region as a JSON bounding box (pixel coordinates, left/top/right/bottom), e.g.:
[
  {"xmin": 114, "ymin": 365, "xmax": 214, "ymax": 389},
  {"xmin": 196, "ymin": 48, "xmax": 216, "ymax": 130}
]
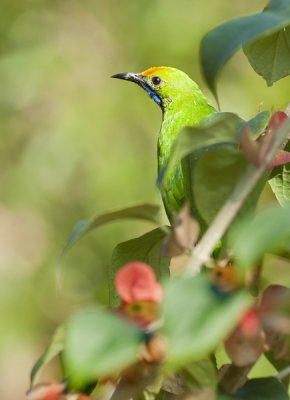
[
  {"xmin": 27, "ymin": 1, "xmax": 290, "ymax": 400},
  {"xmin": 200, "ymin": 0, "xmax": 290, "ymax": 96}
]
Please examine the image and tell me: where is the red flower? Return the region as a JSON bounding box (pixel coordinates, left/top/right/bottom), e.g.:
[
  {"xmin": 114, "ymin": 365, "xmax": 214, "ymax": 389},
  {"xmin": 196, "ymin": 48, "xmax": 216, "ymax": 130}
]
[{"xmin": 115, "ymin": 262, "xmax": 163, "ymax": 304}]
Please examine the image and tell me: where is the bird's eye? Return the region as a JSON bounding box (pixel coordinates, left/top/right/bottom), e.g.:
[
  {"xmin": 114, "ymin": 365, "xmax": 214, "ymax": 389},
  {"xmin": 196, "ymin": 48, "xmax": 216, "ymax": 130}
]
[{"xmin": 151, "ymin": 76, "xmax": 162, "ymax": 86}]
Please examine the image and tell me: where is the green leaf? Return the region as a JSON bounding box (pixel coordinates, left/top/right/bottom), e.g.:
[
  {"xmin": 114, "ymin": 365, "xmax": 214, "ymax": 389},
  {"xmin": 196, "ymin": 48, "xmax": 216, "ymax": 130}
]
[
  {"xmin": 60, "ymin": 203, "xmax": 160, "ymax": 262},
  {"xmin": 247, "ymin": 111, "xmax": 271, "ymax": 139},
  {"xmin": 229, "ymin": 205, "xmax": 290, "ymax": 269},
  {"xmin": 193, "ymin": 145, "xmax": 267, "ymax": 225},
  {"xmin": 163, "ymin": 112, "xmax": 270, "ymax": 228},
  {"xmin": 243, "ymin": 26, "xmax": 290, "ymax": 86},
  {"xmin": 161, "ymin": 275, "xmax": 252, "ymax": 369},
  {"xmin": 162, "ymin": 113, "xmax": 242, "ymax": 227},
  {"xmin": 200, "ymin": 0, "xmax": 290, "ymax": 94},
  {"xmin": 193, "ymin": 147, "xmax": 247, "ymax": 225},
  {"xmin": 234, "ymin": 377, "xmax": 289, "ymax": 400},
  {"xmin": 30, "ymin": 325, "xmax": 65, "ymax": 385},
  {"xmin": 163, "ymin": 113, "xmax": 241, "ymax": 181},
  {"xmin": 63, "ymin": 307, "xmax": 141, "ymax": 387},
  {"xmin": 181, "ymin": 358, "xmax": 217, "ymax": 392},
  {"xmin": 269, "ymin": 140, "xmax": 290, "ymax": 207},
  {"xmin": 269, "ymin": 162, "xmax": 290, "ymax": 207},
  {"xmin": 109, "ymin": 227, "xmax": 170, "ymax": 307}
]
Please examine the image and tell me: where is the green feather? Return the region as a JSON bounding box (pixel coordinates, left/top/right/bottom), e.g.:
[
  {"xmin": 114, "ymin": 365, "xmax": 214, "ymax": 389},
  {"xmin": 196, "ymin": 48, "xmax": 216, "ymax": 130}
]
[{"xmin": 155, "ymin": 68, "xmax": 214, "ymax": 220}]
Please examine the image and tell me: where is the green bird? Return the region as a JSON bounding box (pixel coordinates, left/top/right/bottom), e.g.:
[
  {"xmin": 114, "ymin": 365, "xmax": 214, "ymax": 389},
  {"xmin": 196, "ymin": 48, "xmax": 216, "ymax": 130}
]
[{"xmin": 112, "ymin": 66, "xmax": 215, "ymax": 222}]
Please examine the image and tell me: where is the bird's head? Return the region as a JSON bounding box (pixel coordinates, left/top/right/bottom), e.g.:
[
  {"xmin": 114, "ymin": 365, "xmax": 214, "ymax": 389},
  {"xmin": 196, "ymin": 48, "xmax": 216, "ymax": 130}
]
[{"xmin": 112, "ymin": 66, "xmax": 201, "ymax": 111}]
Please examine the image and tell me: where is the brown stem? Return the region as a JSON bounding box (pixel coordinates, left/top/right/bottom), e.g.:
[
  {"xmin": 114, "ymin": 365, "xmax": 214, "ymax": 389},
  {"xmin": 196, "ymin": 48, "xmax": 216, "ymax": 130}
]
[
  {"xmin": 246, "ymin": 262, "xmax": 263, "ymax": 296},
  {"xmin": 218, "ymin": 363, "xmax": 254, "ymax": 394},
  {"xmin": 110, "ymin": 362, "xmax": 160, "ymax": 400}
]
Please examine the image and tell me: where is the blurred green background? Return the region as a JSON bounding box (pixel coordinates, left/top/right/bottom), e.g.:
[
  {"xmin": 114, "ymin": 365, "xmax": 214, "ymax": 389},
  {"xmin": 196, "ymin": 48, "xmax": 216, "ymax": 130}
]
[{"xmin": 1, "ymin": 1, "xmax": 290, "ymax": 398}]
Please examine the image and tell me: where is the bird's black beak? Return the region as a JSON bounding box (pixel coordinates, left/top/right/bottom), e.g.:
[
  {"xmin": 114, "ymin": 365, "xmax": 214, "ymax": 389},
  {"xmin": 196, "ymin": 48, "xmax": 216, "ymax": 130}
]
[
  {"xmin": 111, "ymin": 72, "xmax": 143, "ymax": 85},
  {"xmin": 111, "ymin": 71, "xmax": 163, "ymax": 108}
]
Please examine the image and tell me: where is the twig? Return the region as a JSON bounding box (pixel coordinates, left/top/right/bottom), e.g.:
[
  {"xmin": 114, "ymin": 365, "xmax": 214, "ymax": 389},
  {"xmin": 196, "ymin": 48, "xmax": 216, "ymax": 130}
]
[
  {"xmin": 276, "ymin": 364, "xmax": 290, "ymax": 381},
  {"xmin": 246, "ymin": 262, "xmax": 263, "ymax": 296},
  {"xmin": 185, "ymin": 118, "xmax": 290, "ymax": 275},
  {"xmin": 110, "ymin": 362, "xmax": 159, "ymax": 400},
  {"xmin": 218, "ymin": 363, "xmax": 254, "ymax": 394}
]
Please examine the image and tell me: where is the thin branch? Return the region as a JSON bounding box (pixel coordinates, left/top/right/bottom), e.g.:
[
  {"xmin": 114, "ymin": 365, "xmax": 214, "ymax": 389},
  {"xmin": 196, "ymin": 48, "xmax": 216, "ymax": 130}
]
[
  {"xmin": 218, "ymin": 363, "xmax": 254, "ymax": 394},
  {"xmin": 276, "ymin": 364, "xmax": 290, "ymax": 381},
  {"xmin": 185, "ymin": 118, "xmax": 290, "ymax": 275},
  {"xmin": 110, "ymin": 363, "xmax": 160, "ymax": 400}
]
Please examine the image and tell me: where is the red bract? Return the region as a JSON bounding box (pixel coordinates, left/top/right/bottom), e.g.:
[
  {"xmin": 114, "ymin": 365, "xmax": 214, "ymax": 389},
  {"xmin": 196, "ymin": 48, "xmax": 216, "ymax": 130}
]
[
  {"xmin": 66, "ymin": 395, "xmax": 91, "ymax": 400},
  {"xmin": 269, "ymin": 150, "xmax": 290, "ymax": 168},
  {"xmin": 238, "ymin": 309, "xmax": 261, "ymax": 337},
  {"xmin": 267, "ymin": 111, "xmax": 288, "ymax": 129},
  {"xmin": 225, "ymin": 309, "xmax": 265, "ymax": 366},
  {"xmin": 115, "ymin": 262, "xmax": 163, "ymax": 304},
  {"xmin": 27, "ymin": 382, "xmax": 65, "ymax": 400}
]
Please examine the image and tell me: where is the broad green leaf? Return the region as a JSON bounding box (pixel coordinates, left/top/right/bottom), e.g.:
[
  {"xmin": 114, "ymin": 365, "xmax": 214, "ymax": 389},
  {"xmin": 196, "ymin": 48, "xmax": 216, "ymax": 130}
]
[
  {"xmin": 269, "ymin": 141, "xmax": 290, "ymax": 207},
  {"xmin": 109, "ymin": 227, "xmax": 170, "ymax": 306},
  {"xmin": 244, "ymin": 26, "xmax": 290, "ymax": 86},
  {"xmin": 161, "ymin": 113, "xmax": 242, "ymax": 228},
  {"xmin": 164, "ymin": 111, "xmax": 270, "ymax": 185},
  {"xmin": 192, "ymin": 146, "xmax": 266, "ymax": 225},
  {"xmin": 193, "ymin": 147, "xmax": 247, "ymax": 224},
  {"xmin": 161, "ymin": 275, "xmax": 252, "ymax": 369},
  {"xmin": 229, "ymin": 206, "xmax": 290, "ymax": 269},
  {"xmin": 269, "ymin": 161, "xmax": 290, "ymax": 207},
  {"xmin": 63, "ymin": 307, "xmax": 141, "ymax": 387},
  {"xmin": 60, "ymin": 203, "xmax": 160, "ymax": 259},
  {"xmin": 30, "ymin": 325, "xmax": 65, "ymax": 384},
  {"xmin": 200, "ymin": 0, "xmax": 290, "ymax": 94},
  {"xmin": 234, "ymin": 377, "xmax": 288, "ymax": 400},
  {"xmin": 162, "ymin": 112, "xmax": 270, "ymax": 229},
  {"xmin": 163, "ymin": 113, "xmax": 241, "ymax": 182}
]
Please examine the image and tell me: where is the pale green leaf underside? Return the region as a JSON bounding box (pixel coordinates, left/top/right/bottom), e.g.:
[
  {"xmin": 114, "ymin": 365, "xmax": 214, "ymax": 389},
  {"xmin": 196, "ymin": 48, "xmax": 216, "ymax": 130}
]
[
  {"xmin": 244, "ymin": 26, "xmax": 290, "ymax": 86},
  {"xmin": 269, "ymin": 141, "xmax": 290, "ymax": 206}
]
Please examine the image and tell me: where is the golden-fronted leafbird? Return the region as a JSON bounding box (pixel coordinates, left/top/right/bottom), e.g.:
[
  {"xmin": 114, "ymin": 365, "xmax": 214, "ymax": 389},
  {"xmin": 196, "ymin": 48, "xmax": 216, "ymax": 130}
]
[{"xmin": 112, "ymin": 66, "xmax": 215, "ymax": 222}]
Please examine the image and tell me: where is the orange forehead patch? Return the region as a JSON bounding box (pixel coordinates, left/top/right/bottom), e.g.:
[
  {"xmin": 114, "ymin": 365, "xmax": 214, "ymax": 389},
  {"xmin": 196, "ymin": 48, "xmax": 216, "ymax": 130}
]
[{"xmin": 141, "ymin": 66, "xmax": 167, "ymax": 77}]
